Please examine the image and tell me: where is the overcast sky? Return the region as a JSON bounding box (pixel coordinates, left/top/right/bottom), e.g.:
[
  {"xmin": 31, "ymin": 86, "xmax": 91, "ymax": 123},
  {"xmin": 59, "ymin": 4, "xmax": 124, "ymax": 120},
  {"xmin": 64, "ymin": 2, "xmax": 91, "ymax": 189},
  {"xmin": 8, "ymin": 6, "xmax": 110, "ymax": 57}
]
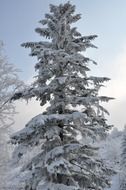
[{"xmin": 0, "ymin": 0, "xmax": 126, "ymax": 130}]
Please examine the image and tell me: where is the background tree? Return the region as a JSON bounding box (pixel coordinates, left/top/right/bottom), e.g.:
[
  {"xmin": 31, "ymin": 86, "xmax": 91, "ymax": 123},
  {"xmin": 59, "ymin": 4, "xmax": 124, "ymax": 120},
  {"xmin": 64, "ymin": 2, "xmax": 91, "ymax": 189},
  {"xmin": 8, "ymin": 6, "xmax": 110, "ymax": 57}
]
[
  {"xmin": 120, "ymin": 126, "xmax": 126, "ymax": 190},
  {"xmin": 11, "ymin": 2, "xmax": 114, "ymax": 190},
  {"xmin": 0, "ymin": 41, "xmax": 24, "ymax": 189},
  {"xmin": 0, "ymin": 41, "xmax": 24, "ymax": 128}
]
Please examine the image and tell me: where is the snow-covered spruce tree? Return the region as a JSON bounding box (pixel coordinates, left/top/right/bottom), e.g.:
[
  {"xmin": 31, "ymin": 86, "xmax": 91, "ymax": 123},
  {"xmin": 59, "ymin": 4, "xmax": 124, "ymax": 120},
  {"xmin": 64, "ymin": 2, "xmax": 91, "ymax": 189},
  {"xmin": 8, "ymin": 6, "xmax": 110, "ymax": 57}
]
[
  {"xmin": 120, "ymin": 127, "xmax": 126, "ymax": 190},
  {"xmin": 11, "ymin": 2, "xmax": 114, "ymax": 190}
]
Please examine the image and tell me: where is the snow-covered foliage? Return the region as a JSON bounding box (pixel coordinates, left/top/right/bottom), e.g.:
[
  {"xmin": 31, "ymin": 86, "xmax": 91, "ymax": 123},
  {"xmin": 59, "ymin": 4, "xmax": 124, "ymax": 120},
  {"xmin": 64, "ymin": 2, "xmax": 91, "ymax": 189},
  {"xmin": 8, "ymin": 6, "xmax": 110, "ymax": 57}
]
[
  {"xmin": 11, "ymin": 2, "xmax": 114, "ymax": 190},
  {"xmin": 98, "ymin": 127, "xmax": 123, "ymax": 190},
  {"xmin": 119, "ymin": 127, "xmax": 126, "ymax": 190},
  {"xmin": 0, "ymin": 41, "xmax": 24, "ymax": 128},
  {"xmin": 100, "ymin": 128, "xmax": 122, "ymax": 168}
]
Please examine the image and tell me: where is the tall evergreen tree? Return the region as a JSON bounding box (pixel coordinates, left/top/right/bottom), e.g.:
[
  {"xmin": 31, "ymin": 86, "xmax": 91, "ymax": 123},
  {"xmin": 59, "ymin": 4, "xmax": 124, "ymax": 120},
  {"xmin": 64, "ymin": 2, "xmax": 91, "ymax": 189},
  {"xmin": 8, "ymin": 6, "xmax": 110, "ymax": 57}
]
[
  {"xmin": 11, "ymin": 2, "xmax": 114, "ymax": 190},
  {"xmin": 120, "ymin": 126, "xmax": 126, "ymax": 190}
]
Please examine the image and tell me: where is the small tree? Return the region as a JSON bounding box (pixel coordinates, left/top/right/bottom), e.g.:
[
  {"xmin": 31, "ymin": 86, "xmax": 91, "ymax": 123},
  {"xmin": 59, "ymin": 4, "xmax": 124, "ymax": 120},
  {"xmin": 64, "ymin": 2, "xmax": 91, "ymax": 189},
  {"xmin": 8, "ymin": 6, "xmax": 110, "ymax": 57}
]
[
  {"xmin": 120, "ymin": 126, "xmax": 126, "ymax": 190},
  {"xmin": 11, "ymin": 2, "xmax": 114, "ymax": 190}
]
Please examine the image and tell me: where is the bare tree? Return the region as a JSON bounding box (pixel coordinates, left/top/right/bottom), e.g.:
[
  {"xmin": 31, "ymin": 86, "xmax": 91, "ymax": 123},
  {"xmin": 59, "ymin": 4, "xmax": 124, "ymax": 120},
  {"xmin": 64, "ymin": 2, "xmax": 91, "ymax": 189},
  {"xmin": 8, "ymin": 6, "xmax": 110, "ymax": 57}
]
[
  {"xmin": 0, "ymin": 41, "xmax": 24, "ymax": 128},
  {"xmin": 0, "ymin": 41, "xmax": 24, "ymax": 189}
]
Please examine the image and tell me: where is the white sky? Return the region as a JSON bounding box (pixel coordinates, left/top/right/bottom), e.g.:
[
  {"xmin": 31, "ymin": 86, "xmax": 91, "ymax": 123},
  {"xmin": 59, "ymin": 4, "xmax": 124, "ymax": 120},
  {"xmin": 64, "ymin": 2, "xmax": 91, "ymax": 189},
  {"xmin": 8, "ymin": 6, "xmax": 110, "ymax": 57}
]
[{"xmin": 0, "ymin": 0, "xmax": 126, "ymax": 130}]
